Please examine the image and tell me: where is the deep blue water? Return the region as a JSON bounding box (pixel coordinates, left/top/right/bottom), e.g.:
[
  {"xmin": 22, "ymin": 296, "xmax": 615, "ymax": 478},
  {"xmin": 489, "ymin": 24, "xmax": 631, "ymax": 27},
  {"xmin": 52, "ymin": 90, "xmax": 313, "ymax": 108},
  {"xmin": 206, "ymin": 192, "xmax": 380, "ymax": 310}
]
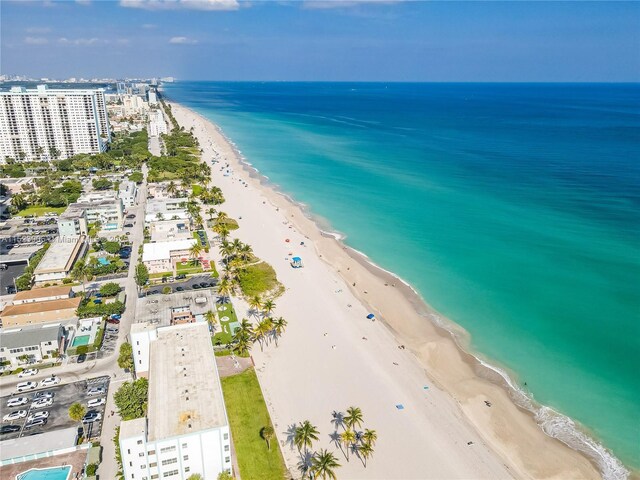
[{"xmin": 164, "ymin": 82, "xmax": 640, "ymax": 472}]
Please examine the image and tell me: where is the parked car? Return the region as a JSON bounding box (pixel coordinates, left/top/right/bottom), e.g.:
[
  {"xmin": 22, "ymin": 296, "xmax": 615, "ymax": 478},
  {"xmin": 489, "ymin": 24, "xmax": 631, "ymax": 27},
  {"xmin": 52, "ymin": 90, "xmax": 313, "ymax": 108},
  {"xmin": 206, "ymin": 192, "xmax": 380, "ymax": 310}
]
[
  {"xmin": 176, "ymin": 286, "xmax": 184, "ymax": 292},
  {"xmin": 126, "ymin": 214, "xmax": 136, "ymax": 219},
  {"xmin": 3, "ymin": 410, "xmax": 27, "ymax": 422},
  {"xmin": 106, "ymin": 318, "xmax": 120, "ymax": 325},
  {"xmin": 87, "ymin": 397, "xmax": 106, "ymax": 408},
  {"xmin": 77, "ymin": 354, "xmax": 87, "ymax": 364},
  {"xmin": 86, "ymin": 386, "xmax": 106, "ymax": 397},
  {"xmin": 24, "ymin": 418, "xmax": 47, "ymax": 429},
  {"xmin": 27, "ymin": 411, "xmax": 50, "ymax": 422},
  {"xmin": 192, "ymin": 284, "xmax": 201, "ymax": 289},
  {"xmin": 124, "ymin": 223, "xmax": 134, "ymax": 228},
  {"xmin": 175, "ymin": 274, "xmax": 186, "ymax": 280},
  {"xmin": 0, "ymin": 425, "xmax": 21, "ymax": 434},
  {"xmin": 31, "ymin": 397, "xmax": 53, "ymax": 409},
  {"xmin": 18, "ymin": 368, "xmax": 39, "ymax": 378},
  {"xmin": 6, "ymin": 397, "xmax": 29, "ymax": 408},
  {"xmin": 16, "ymin": 382, "xmax": 37, "ymax": 392},
  {"xmin": 110, "ymin": 314, "xmax": 122, "ymax": 320},
  {"xmin": 34, "ymin": 391, "xmax": 54, "ymax": 400},
  {"xmin": 39, "ymin": 376, "xmax": 60, "ymax": 387},
  {"xmin": 82, "ymin": 411, "xmax": 102, "ymax": 424}
]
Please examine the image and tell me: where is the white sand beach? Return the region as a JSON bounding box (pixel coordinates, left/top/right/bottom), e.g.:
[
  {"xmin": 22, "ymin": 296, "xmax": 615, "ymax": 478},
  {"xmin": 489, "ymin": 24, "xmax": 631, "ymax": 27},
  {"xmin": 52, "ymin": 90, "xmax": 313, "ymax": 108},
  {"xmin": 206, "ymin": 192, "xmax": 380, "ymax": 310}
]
[{"xmin": 169, "ymin": 102, "xmax": 601, "ymax": 480}]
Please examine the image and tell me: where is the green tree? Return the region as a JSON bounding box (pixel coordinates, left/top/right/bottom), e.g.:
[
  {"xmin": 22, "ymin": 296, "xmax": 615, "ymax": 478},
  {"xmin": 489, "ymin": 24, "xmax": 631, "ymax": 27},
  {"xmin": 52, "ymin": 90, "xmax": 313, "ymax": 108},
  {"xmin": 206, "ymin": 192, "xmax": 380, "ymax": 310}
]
[
  {"xmin": 114, "ymin": 378, "xmax": 148, "ymax": 420},
  {"xmin": 344, "ymin": 406, "xmax": 364, "ymax": 431},
  {"xmin": 117, "ymin": 343, "xmax": 134, "ymax": 372},
  {"xmin": 134, "ymin": 263, "xmax": 149, "ymax": 289},
  {"xmin": 340, "ymin": 429, "xmax": 356, "ymax": 461},
  {"xmin": 204, "ymin": 310, "xmax": 218, "ymax": 329},
  {"xmin": 272, "ymin": 317, "xmax": 288, "ymax": 347},
  {"xmin": 261, "ymin": 425, "xmax": 275, "ymax": 450},
  {"xmin": 10, "ymin": 193, "xmax": 28, "ymax": 212},
  {"xmin": 71, "ymin": 259, "xmax": 91, "ymax": 292},
  {"xmin": 311, "ymin": 449, "xmax": 341, "ymax": 480},
  {"xmin": 362, "ymin": 428, "xmax": 377, "ymax": 447},
  {"xmin": 217, "ymin": 473, "xmax": 232, "ymax": 480},
  {"xmin": 129, "ymin": 172, "xmax": 143, "ymax": 183},
  {"xmin": 358, "ymin": 441, "xmax": 374, "ymax": 468},
  {"xmin": 104, "ymin": 241, "xmax": 121, "ymax": 254},
  {"xmin": 294, "ymin": 420, "xmax": 319, "ymax": 454},
  {"xmin": 249, "ymin": 295, "xmax": 262, "ymax": 317},
  {"xmin": 100, "ymin": 282, "xmax": 121, "ymax": 297},
  {"xmin": 254, "ymin": 318, "xmax": 273, "ymax": 352},
  {"xmin": 186, "ymin": 475, "xmax": 203, "ymax": 480},
  {"xmin": 262, "ymin": 299, "xmax": 276, "ymax": 317},
  {"xmin": 189, "ymin": 242, "xmax": 203, "ymax": 263},
  {"xmin": 68, "ymin": 402, "xmax": 86, "ymax": 422},
  {"xmin": 92, "ymin": 178, "xmax": 113, "ymax": 190}
]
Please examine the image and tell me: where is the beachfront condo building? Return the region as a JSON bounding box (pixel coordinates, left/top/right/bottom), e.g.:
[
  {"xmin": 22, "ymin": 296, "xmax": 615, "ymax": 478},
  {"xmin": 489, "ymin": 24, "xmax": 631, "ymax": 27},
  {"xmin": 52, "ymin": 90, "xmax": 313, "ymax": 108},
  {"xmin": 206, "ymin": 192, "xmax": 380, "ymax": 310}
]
[
  {"xmin": 0, "ymin": 84, "xmax": 111, "ymax": 163},
  {"xmin": 119, "ymin": 322, "xmax": 232, "ymax": 480}
]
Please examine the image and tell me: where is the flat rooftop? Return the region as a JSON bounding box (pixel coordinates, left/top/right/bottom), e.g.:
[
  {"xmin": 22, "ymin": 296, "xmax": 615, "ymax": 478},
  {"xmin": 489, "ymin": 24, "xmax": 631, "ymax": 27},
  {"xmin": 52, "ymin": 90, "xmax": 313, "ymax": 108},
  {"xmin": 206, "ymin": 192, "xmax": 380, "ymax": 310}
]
[
  {"xmin": 141, "ymin": 238, "xmax": 196, "ymax": 262},
  {"xmin": 147, "ymin": 322, "xmax": 227, "ymax": 441},
  {"xmin": 0, "ymin": 426, "xmax": 77, "ymax": 461},
  {"xmin": 134, "ymin": 289, "xmax": 214, "ymax": 328},
  {"xmin": 34, "ymin": 236, "xmax": 84, "ymax": 274}
]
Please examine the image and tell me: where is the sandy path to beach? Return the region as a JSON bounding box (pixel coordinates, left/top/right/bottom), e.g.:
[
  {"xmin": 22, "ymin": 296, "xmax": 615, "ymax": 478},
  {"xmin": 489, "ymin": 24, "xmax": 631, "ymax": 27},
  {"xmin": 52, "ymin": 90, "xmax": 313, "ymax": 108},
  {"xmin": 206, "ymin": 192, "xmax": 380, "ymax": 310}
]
[{"xmin": 170, "ymin": 102, "xmax": 600, "ymax": 480}]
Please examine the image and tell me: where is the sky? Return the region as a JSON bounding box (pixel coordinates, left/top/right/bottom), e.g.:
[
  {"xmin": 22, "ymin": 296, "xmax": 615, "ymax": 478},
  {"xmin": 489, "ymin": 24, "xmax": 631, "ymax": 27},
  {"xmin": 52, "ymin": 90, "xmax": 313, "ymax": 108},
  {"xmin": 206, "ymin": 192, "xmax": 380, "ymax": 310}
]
[{"xmin": 1, "ymin": 0, "xmax": 639, "ymax": 82}]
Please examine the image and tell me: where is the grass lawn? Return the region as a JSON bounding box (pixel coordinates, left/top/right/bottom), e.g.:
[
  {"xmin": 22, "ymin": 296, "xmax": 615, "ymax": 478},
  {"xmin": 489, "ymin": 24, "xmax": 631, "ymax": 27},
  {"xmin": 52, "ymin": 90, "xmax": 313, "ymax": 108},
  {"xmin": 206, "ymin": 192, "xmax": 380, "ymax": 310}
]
[
  {"xmin": 16, "ymin": 206, "xmax": 66, "ymax": 217},
  {"xmin": 149, "ymin": 271, "xmax": 172, "ymax": 280},
  {"xmin": 213, "ymin": 300, "xmax": 239, "ymax": 346},
  {"xmin": 175, "ymin": 261, "xmax": 204, "ymax": 275},
  {"xmin": 238, "ymin": 261, "xmax": 282, "ymax": 298},
  {"xmin": 221, "ymin": 369, "xmax": 287, "ymax": 480}
]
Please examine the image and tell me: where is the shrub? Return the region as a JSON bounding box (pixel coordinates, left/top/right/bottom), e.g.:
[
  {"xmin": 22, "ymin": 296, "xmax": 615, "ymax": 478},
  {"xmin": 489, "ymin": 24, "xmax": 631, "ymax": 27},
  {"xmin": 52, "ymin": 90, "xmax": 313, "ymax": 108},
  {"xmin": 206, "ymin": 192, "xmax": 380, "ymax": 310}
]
[
  {"xmin": 162, "ymin": 286, "xmax": 171, "ymax": 295},
  {"xmin": 114, "ymin": 378, "xmax": 148, "ymax": 420},
  {"xmin": 77, "ymin": 300, "xmax": 126, "ymax": 318},
  {"xmin": 99, "ymin": 282, "xmax": 121, "ymax": 297},
  {"xmin": 76, "ymin": 346, "xmax": 89, "ymax": 355},
  {"xmin": 104, "ymin": 241, "xmax": 121, "ymax": 255},
  {"xmin": 117, "ymin": 343, "xmax": 134, "ymax": 372},
  {"xmin": 86, "ymin": 464, "xmax": 98, "ymax": 476},
  {"xmin": 62, "ymin": 278, "xmax": 73, "ymax": 284}
]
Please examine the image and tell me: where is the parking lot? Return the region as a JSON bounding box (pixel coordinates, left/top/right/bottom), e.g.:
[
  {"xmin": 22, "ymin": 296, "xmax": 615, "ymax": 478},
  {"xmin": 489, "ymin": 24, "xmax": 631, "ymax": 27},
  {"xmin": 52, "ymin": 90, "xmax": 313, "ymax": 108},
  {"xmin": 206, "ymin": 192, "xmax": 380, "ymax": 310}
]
[
  {"xmin": 1, "ymin": 376, "xmax": 109, "ymax": 441},
  {"xmin": 140, "ymin": 273, "xmax": 218, "ymax": 298}
]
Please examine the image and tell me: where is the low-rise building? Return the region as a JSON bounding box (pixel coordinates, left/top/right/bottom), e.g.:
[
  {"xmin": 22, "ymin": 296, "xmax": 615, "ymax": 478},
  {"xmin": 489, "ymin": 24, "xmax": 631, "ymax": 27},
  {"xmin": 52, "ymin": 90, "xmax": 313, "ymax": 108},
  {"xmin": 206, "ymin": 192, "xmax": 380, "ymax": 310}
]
[
  {"xmin": 12, "ymin": 285, "xmax": 74, "ymax": 305},
  {"xmin": 150, "ymin": 219, "xmax": 192, "ymax": 243},
  {"xmin": 0, "ymin": 324, "xmax": 65, "ymax": 367},
  {"xmin": 145, "ymin": 198, "xmax": 189, "ymax": 224},
  {"xmin": 33, "ymin": 236, "xmax": 86, "ymax": 285},
  {"xmin": 141, "ymin": 239, "xmax": 196, "ymax": 274},
  {"xmin": 75, "ymin": 191, "xmax": 125, "ymax": 230},
  {"xmin": 118, "ymin": 180, "xmax": 138, "ymax": 208},
  {"xmin": 119, "ymin": 322, "xmax": 232, "ymax": 480},
  {"xmin": 0, "ymin": 297, "xmax": 81, "ymax": 327},
  {"xmin": 57, "ymin": 208, "xmax": 89, "ymax": 237}
]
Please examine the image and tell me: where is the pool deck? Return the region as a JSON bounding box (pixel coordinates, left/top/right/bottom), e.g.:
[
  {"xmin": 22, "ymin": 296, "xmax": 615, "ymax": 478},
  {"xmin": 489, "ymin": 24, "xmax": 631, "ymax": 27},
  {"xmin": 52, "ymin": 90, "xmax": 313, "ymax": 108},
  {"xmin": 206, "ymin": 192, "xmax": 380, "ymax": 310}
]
[{"xmin": 0, "ymin": 450, "xmax": 86, "ymax": 479}]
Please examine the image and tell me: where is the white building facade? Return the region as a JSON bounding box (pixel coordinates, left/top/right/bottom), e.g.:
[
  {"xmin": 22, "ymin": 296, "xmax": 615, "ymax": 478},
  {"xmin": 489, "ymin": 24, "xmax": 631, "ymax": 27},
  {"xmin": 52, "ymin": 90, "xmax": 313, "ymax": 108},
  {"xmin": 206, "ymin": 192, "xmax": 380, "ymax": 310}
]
[
  {"xmin": 120, "ymin": 323, "xmax": 232, "ymax": 480},
  {"xmin": 0, "ymin": 85, "xmax": 111, "ymax": 163}
]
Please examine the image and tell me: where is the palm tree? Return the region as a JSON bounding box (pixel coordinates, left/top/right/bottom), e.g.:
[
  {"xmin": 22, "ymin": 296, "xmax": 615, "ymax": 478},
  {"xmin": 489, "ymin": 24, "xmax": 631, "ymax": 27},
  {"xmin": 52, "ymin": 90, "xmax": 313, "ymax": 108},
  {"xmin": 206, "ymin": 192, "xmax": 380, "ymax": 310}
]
[
  {"xmin": 10, "ymin": 193, "xmax": 28, "ymax": 212},
  {"xmin": 362, "ymin": 428, "xmax": 377, "ymax": 448},
  {"xmin": 262, "ymin": 299, "xmax": 276, "ymax": 317},
  {"xmin": 71, "ymin": 259, "xmax": 90, "ymax": 292},
  {"xmin": 206, "ymin": 207, "xmax": 217, "ymax": 221},
  {"xmin": 311, "ymin": 449, "xmax": 341, "ymax": 480},
  {"xmin": 340, "ymin": 429, "xmax": 356, "ymax": 461},
  {"xmin": 249, "ymin": 295, "xmax": 262, "ymax": 317},
  {"xmin": 271, "ymin": 316, "xmax": 288, "ymax": 347},
  {"xmin": 238, "ymin": 243, "xmax": 253, "ymax": 263},
  {"xmin": 219, "ymin": 241, "xmax": 235, "ymax": 266},
  {"xmin": 204, "ymin": 310, "xmax": 217, "ymax": 330},
  {"xmin": 261, "ymin": 425, "xmax": 275, "ymax": 450},
  {"xmin": 167, "ymin": 181, "xmax": 178, "ymax": 196},
  {"xmin": 254, "ymin": 317, "xmax": 273, "ymax": 352},
  {"xmin": 69, "ymin": 402, "xmax": 86, "ymax": 436},
  {"xmin": 217, "ymin": 277, "xmax": 232, "ymax": 304},
  {"xmin": 344, "ymin": 406, "xmax": 364, "ymax": 432},
  {"xmin": 294, "ymin": 420, "xmax": 319, "ymax": 454},
  {"xmin": 215, "ymin": 211, "xmax": 229, "ymax": 225},
  {"xmin": 357, "ymin": 441, "xmax": 374, "ymax": 468},
  {"xmin": 155, "ymin": 212, "xmax": 164, "ymax": 221},
  {"xmin": 231, "ymin": 238, "xmax": 243, "ymax": 254},
  {"xmin": 189, "ymin": 242, "xmax": 203, "ymax": 264}
]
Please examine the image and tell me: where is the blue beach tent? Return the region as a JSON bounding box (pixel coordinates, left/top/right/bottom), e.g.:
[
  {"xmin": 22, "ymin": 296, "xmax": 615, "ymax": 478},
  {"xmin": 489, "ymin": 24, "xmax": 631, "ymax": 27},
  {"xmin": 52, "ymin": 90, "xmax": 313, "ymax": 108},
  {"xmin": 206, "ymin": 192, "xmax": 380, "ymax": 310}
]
[
  {"xmin": 290, "ymin": 257, "xmax": 303, "ymax": 268},
  {"xmin": 366, "ymin": 313, "xmax": 375, "ymax": 320}
]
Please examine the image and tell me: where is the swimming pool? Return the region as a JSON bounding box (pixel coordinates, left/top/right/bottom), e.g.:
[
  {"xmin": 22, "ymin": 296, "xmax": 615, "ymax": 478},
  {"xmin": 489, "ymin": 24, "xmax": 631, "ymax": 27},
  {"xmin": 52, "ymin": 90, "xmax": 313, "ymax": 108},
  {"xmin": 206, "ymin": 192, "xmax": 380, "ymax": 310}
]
[
  {"xmin": 71, "ymin": 335, "xmax": 90, "ymax": 347},
  {"xmin": 97, "ymin": 257, "xmax": 110, "ymax": 266},
  {"xmin": 16, "ymin": 466, "xmax": 71, "ymax": 480}
]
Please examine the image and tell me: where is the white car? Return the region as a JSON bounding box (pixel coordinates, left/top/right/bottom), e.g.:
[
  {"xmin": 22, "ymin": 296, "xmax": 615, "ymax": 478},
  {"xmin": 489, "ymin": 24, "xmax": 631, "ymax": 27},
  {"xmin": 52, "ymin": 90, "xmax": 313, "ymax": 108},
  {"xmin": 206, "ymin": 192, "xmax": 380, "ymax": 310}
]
[
  {"xmin": 86, "ymin": 386, "xmax": 106, "ymax": 397},
  {"xmin": 39, "ymin": 376, "xmax": 60, "ymax": 387},
  {"xmin": 16, "ymin": 382, "xmax": 37, "ymax": 392},
  {"xmin": 27, "ymin": 411, "xmax": 49, "ymax": 422},
  {"xmin": 6, "ymin": 397, "xmax": 29, "ymax": 408},
  {"xmin": 82, "ymin": 411, "xmax": 102, "ymax": 424},
  {"xmin": 87, "ymin": 397, "xmax": 106, "ymax": 408},
  {"xmin": 3, "ymin": 410, "xmax": 27, "ymax": 422},
  {"xmin": 18, "ymin": 368, "xmax": 39, "ymax": 378},
  {"xmin": 31, "ymin": 397, "xmax": 53, "ymax": 409}
]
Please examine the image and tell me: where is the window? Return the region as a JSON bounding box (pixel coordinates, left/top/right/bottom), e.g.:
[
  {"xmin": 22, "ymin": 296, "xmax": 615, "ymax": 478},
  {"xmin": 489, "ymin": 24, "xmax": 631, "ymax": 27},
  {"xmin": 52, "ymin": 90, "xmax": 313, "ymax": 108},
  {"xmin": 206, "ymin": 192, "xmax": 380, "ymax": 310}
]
[
  {"xmin": 223, "ymin": 433, "xmax": 229, "ymax": 440},
  {"xmin": 162, "ymin": 470, "xmax": 178, "ymax": 478},
  {"xmin": 137, "ymin": 440, "xmax": 143, "ymax": 445},
  {"xmin": 181, "ymin": 443, "xmax": 187, "ymax": 449},
  {"xmin": 183, "ymin": 455, "xmax": 188, "ymax": 461},
  {"xmin": 140, "ymin": 465, "xmax": 146, "ymax": 469},
  {"xmin": 225, "ymin": 457, "xmax": 230, "ymax": 463},
  {"xmin": 139, "ymin": 453, "xmax": 145, "ymax": 457},
  {"xmin": 184, "ymin": 467, "xmax": 190, "ymax": 473},
  {"xmin": 148, "ymin": 450, "xmax": 156, "ymax": 456},
  {"xmin": 224, "ymin": 445, "xmax": 229, "ymax": 452},
  {"xmin": 151, "ymin": 476, "xmax": 158, "ymax": 479},
  {"xmin": 160, "ymin": 446, "xmax": 176, "ymax": 454},
  {"xmin": 161, "ymin": 458, "xmax": 177, "ymax": 466},
  {"xmin": 149, "ymin": 463, "xmax": 157, "ymax": 468}
]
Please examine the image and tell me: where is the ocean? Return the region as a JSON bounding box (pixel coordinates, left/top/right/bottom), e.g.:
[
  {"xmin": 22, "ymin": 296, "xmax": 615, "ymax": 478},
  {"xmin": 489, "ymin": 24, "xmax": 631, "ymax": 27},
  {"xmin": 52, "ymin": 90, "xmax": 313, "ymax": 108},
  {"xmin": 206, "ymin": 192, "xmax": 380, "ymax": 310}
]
[{"xmin": 164, "ymin": 82, "xmax": 640, "ymax": 474}]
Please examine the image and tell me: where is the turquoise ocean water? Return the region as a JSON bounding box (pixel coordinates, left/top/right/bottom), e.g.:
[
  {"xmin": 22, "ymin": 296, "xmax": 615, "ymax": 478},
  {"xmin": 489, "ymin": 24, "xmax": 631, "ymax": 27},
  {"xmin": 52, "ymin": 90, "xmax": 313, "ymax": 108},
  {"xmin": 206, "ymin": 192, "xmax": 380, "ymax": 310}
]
[{"xmin": 164, "ymin": 82, "xmax": 640, "ymax": 474}]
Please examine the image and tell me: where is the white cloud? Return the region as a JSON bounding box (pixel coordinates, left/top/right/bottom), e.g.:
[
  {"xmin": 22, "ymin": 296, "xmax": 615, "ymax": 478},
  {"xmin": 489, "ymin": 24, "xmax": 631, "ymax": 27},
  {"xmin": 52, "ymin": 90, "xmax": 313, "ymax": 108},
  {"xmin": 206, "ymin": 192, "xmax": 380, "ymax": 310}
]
[
  {"xmin": 26, "ymin": 27, "xmax": 52, "ymax": 34},
  {"xmin": 24, "ymin": 36, "xmax": 49, "ymax": 45},
  {"xmin": 169, "ymin": 36, "xmax": 198, "ymax": 44},
  {"xmin": 142, "ymin": 23, "xmax": 158, "ymax": 29},
  {"xmin": 303, "ymin": 0, "xmax": 403, "ymax": 8},
  {"xmin": 120, "ymin": 0, "xmax": 240, "ymax": 11},
  {"xmin": 58, "ymin": 37, "xmax": 101, "ymax": 46},
  {"xmin": 75, "ymin": 0, "xmax": 92, "ymax": 5}
]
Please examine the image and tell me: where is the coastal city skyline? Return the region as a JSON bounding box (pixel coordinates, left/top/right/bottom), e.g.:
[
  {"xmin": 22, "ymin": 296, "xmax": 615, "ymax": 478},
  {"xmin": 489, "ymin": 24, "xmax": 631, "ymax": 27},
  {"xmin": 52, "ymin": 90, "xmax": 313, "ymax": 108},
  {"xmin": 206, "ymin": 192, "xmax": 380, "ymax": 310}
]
[{"xmin": 2, "ymin": 0, "xmax": 639, "ymax": 82}]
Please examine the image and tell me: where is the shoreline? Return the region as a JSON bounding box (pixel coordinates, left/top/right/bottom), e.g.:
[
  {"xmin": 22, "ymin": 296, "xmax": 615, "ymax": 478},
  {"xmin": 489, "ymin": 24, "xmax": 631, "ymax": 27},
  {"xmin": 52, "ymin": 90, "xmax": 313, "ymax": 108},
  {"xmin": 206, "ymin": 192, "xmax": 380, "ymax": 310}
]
[{"xmin": 167, "ymin": 100, "xmax": 625, "ymax": 480}]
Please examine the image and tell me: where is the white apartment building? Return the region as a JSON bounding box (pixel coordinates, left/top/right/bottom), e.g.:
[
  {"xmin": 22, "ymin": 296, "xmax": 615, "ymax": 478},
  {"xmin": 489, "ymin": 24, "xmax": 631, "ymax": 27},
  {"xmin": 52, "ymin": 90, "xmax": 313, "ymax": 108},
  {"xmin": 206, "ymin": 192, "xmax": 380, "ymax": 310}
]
[
  {"xmin": 148, "ymin": 109, "xmax": 168, "ymax": 137},
  {"xmin": 73, "ymin": 191, "xmax": 125, "ymax": 230},
  {"xmin": 119, "ymin": 180, "xmax": 139, "ymax": 208},
  {"xmin": 145, "ymin": 198, "xmax": 190, "ymax": 224},
  {"xmin": 0, "ymin": 85, "xmax": 111, "ymax": 163},
  {"xmin": 57, "ymin": 208, "xmax": 89, "ymax": 237},
  {"xmin": 142, "ymin": 238, "xmax": 197, "ymax": 274},
  {"xmin": 120, "ymin": 322, "xmax": 232, "ymax": 480},
  {"xmin": 0, "ymin": 324, "xmax": 65, "ymax": 367},
  {"xmin": 148, "ymin": 91, "xmax": 158, "ymax": 105}
]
